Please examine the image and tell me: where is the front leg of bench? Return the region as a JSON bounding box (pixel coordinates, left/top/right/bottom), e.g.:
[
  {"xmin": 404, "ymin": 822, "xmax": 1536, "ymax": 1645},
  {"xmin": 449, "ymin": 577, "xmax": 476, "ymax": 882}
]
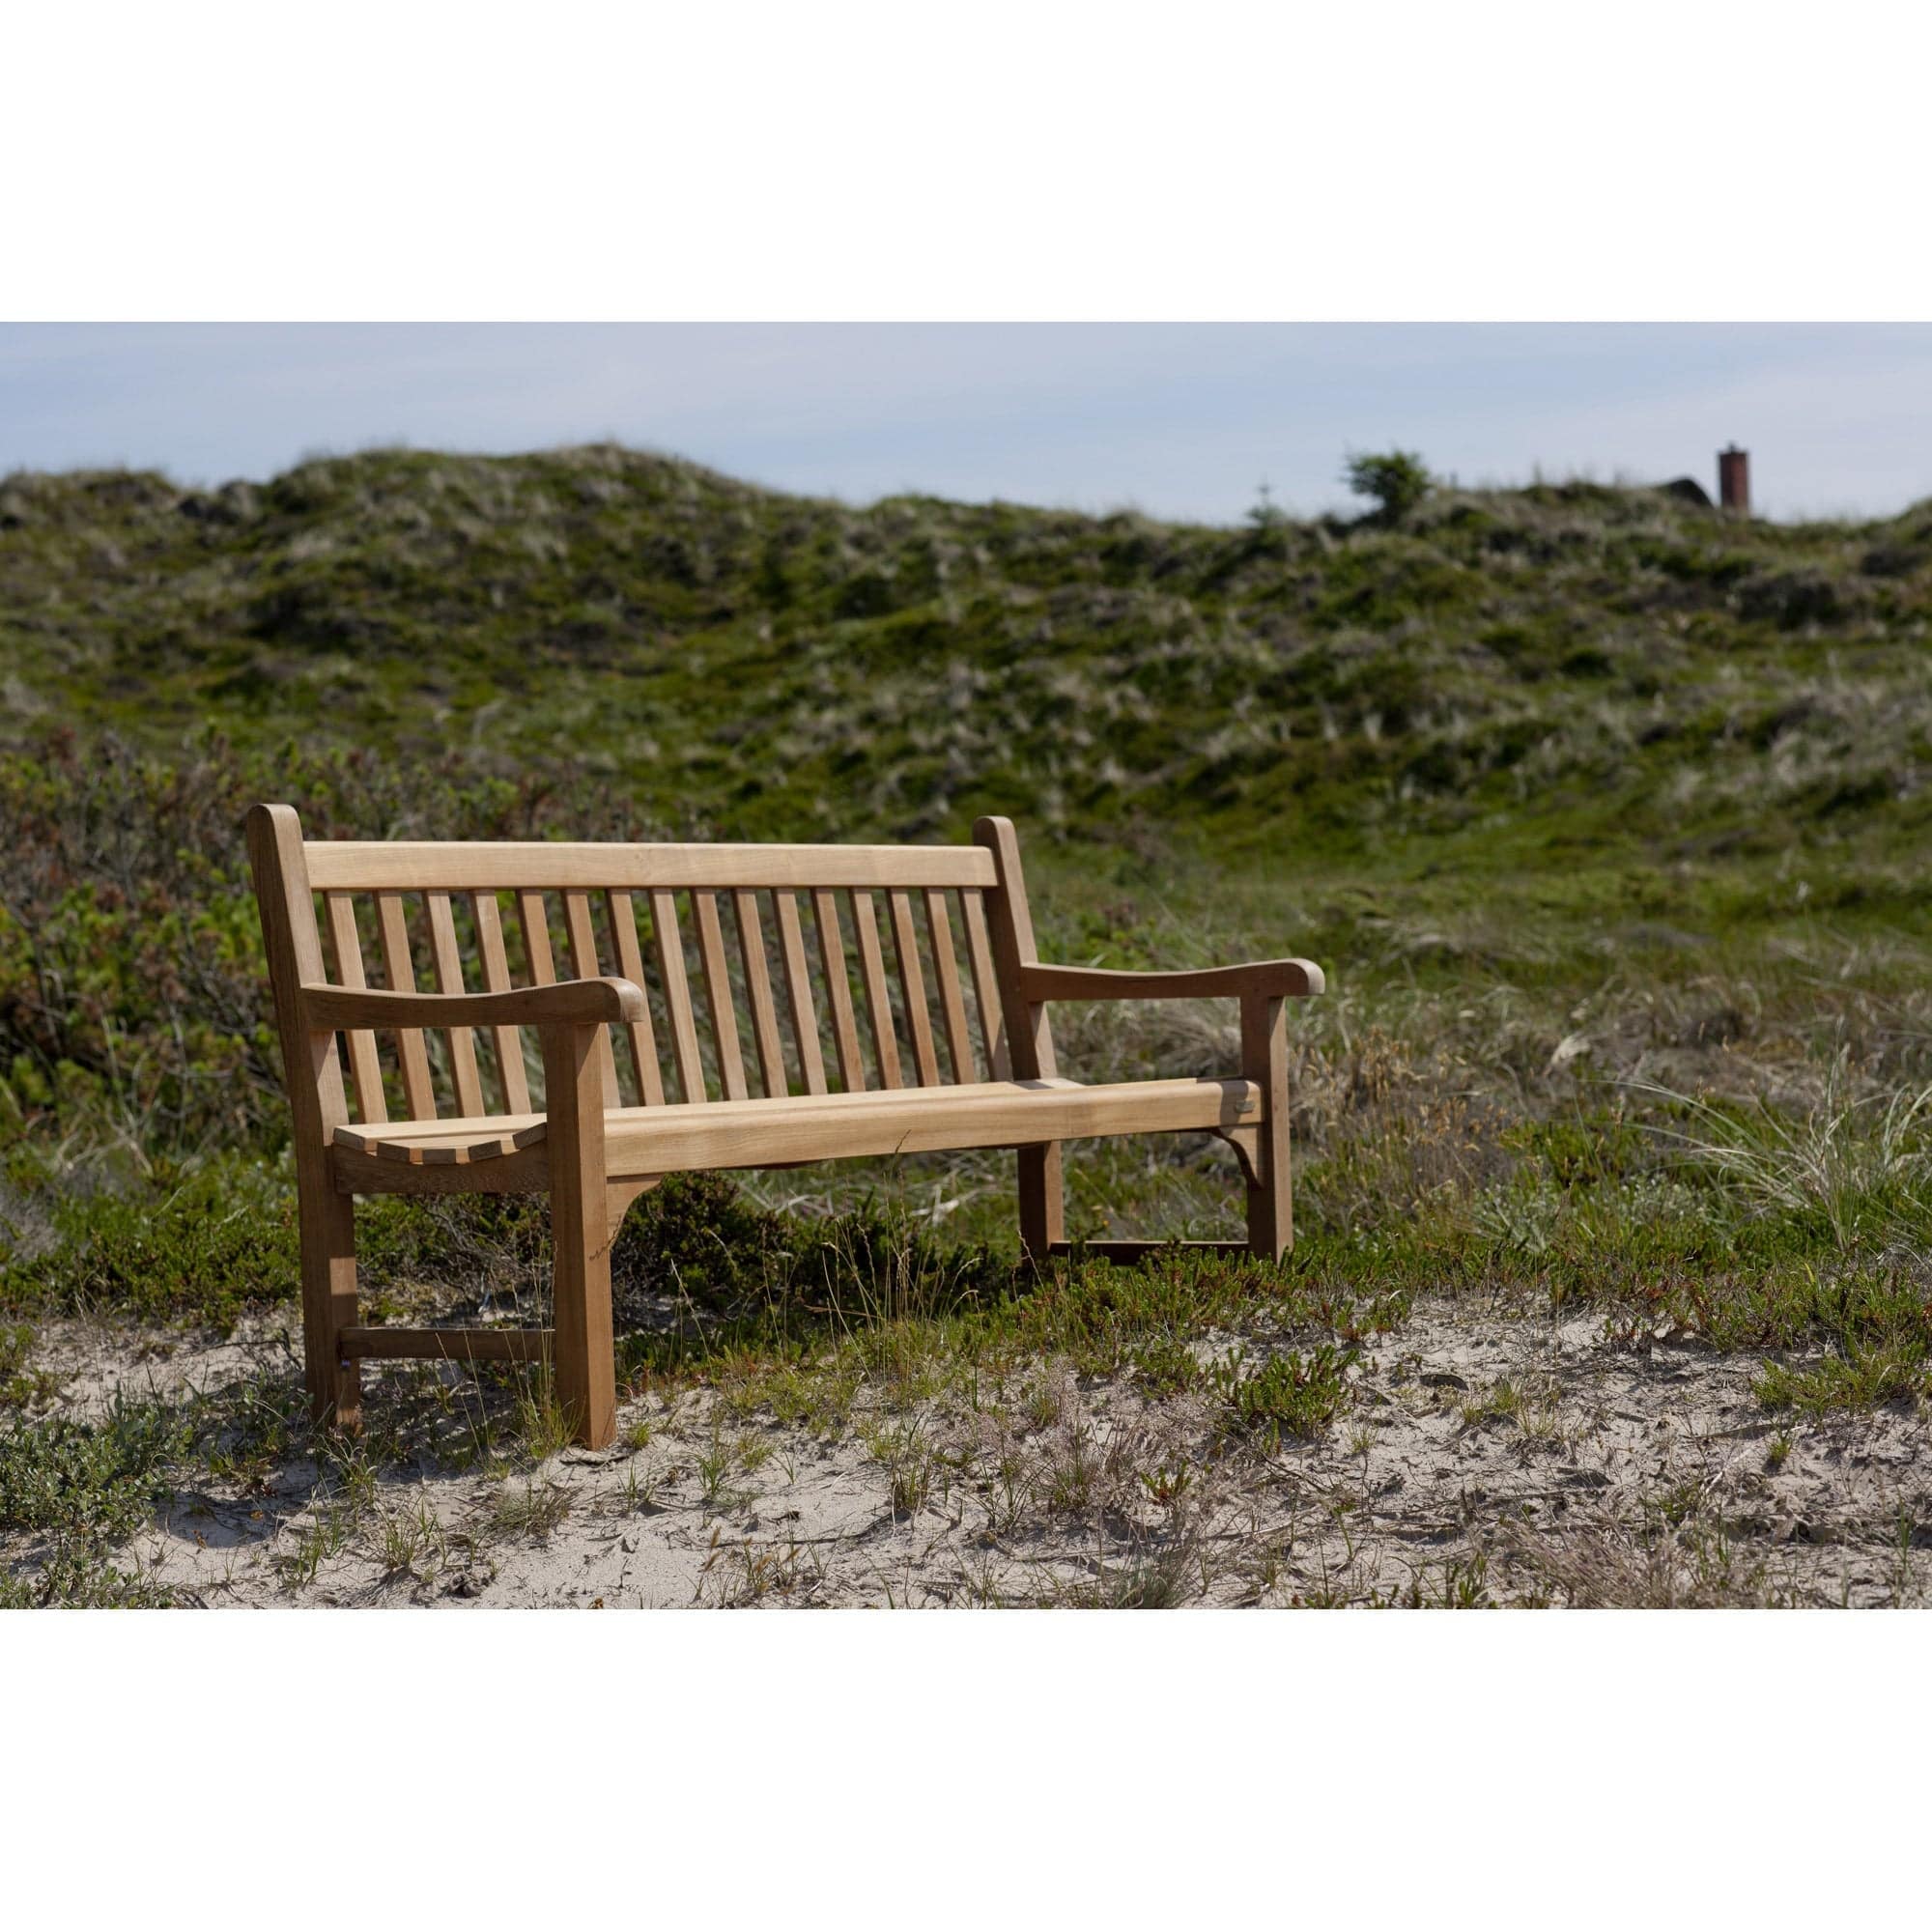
[
  {"xmin": 541, "ymin": 1020, "xmax": 617, "ymax": 1449},
  {"xmin": 299, "ymin": 1161, "xmax": 362, "ymax": 1432}
]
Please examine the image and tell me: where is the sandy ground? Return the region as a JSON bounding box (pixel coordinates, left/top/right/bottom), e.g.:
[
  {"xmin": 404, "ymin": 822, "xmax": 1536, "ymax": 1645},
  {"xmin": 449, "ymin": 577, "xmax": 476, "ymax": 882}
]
[{"xmin": 13, "ymin": 1299, "xmax": 1932, "ymax": 1607}]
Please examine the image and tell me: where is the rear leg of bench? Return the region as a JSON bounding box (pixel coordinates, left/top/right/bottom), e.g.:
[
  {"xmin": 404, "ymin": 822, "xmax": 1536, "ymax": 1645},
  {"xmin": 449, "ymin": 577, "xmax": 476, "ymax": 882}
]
[
  {"xmin": 298, "ymin": 1169, "xmax": 362, "ymax": 1432},
  {"xmin": 1241, "ymin": 990, "xmax": 1292, "ymax": 1262},
  {"xmin": 1017, "ymin": 1142, "xmax": 1064, "ymax": 1264}
]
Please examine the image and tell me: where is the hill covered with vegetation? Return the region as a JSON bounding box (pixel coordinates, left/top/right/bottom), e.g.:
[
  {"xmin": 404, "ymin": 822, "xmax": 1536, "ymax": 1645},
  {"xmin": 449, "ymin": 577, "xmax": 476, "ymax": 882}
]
[
  {"xmin": 6, "ymin": 439, "xmax": 1931, "ymax": 1154},
  {"xmin": 0, "ymin": 442, "xmax": 1924, "ymax": 1155},
  {"xmin": 5, "ymin": 441, "xmax": 1931, "ymax": 866}
]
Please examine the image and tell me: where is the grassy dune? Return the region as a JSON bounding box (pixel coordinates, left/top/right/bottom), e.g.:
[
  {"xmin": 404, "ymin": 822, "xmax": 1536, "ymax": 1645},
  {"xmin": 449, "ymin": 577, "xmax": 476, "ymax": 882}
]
[{"xmin": 5, "ymin": 447, "xmax": 1932, "ymax": 1604}]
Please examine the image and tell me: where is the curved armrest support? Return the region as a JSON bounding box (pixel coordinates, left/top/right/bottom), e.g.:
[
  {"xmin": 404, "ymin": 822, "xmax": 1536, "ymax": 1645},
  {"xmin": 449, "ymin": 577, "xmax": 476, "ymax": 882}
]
[
  {"xmin": 300, "ymin": 978, "xmax": 646, "ymax": 1031},
  {"xmin": 1017, "ymin": 958, "xmax": 1324, "ymax": 1002}
]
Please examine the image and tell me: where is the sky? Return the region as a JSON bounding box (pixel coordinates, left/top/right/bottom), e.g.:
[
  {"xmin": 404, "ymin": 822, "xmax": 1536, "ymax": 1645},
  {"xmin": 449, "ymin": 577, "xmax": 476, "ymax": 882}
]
[{"xmin": 2, "ymin": 323, "xmax": 1929, "ymax": 526}]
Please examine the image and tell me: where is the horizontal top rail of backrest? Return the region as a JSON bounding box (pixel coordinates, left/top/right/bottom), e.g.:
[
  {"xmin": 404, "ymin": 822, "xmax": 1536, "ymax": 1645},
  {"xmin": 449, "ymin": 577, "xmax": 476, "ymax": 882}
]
[{"xmin": 302, "ymin": 840, "xmax": 1000, "ymax": 894}]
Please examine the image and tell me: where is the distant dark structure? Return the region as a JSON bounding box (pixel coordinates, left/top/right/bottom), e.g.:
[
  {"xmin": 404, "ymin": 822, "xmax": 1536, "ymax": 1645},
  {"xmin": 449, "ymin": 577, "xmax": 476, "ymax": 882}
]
[
  {"xmin": 1660, "ymin": 475, "xmax": 1714, "ymax": 507},
  {"xmin": 1719, "ymin": 444, "xmax": 1750, "ymax": 516}
]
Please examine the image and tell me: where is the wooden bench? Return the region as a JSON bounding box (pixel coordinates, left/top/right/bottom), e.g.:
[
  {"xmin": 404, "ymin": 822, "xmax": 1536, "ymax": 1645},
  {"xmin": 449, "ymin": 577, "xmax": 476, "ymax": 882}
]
[{"xmin": 247, "ymin": 806, "xmax": 1323, "ymax": 1447}]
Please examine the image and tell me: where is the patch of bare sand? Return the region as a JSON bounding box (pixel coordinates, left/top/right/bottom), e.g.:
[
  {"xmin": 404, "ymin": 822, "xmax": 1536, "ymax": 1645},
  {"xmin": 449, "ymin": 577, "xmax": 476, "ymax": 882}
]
[{"xmin": 12, "ymin": 1298, "xmax": 1932, "ymax": 1606}]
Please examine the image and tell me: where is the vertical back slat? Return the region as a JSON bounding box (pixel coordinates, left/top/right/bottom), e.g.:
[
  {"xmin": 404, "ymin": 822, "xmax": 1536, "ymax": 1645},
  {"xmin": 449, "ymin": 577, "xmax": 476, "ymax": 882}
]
[
  {"xmin": 695, "ymin": 892, "xmax": 749, "ymax": 1101},
  {"xmin": 962, "ymin": 890, "xmax": 1009, "ymax": 1080},
  {"xmin": 563, "ymin": 891, "xmax": 622, "ymax": 1109},
  {"xmin": 470, "ymin": 891, "xmax": 532, "ymax": 1115},
  {"xmin": 516, "ymin": 891, "xmax": 557, "ymax": 985},
  {"xmin": 376, "ymin": 893, "xmax": 437, "ymax": 1119},
  {"xmin": 923, "ymin": 890, "xmax": 973, "ymax": 1085},
  {"xmin": 650, "ymin": 891, "xmax": 706, "ymax": 1103},
  {"xmin": 426, "ymin": 892, "xmax": 485, "ymax": 1118},
  {"xmin": 774, "ymin": 893, "xmax": 827, "ymax": 1096},
  {"xmin": 850, "ymin": 891, "xmax": 902, "ymax": 1089},
  {"xmin": 812, "ymin": 889, "xmax": 865, "ymax": 1093},
  {"xmin": 323, "ymin": 894, "xmax": 387, "ymax": 1124},
  {"xmin": 606, "ymin": 892, "xmax": 666, "ymax": 1106},
  {"xmin": 733, "ymin": 891, "xmax": 788, "ymax": 1098},
  {"xmin": 889, "ymin": 889, "xmax": 940, "ymax": 1087},
  {"xmin": 515, "ymin": 890, "xmax": 557, "ymax": 1112}
]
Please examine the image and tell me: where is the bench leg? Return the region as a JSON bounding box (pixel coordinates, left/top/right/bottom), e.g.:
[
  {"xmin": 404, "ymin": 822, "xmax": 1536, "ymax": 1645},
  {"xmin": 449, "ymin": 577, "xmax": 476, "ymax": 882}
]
[
  {"xmin": 544, "ymin": 1021, "xmax": 616, "ymax": 1449},
  {"xmin": 1240, "ymin": 991, "xmax": 1293, "ymax": 1262},
  {"xmin": 1017, "ymin": 1142, "xmax": 1065, "ymax": 1264},
  {"xmin": 298, "ymin": 1169, "xmax": 362, "ymax": 1433}
]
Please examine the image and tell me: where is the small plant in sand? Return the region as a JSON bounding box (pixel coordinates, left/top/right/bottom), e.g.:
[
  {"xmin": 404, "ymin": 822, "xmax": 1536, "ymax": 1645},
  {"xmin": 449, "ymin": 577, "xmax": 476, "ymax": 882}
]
[
  {"xmin": 376, "ymin": 1494, "xmax": 446, "ymax": 1583},
  {"xmin": 513, "ymin": 1372, "xmax": 578, "ymax": 1463},
  {"xmin": 492, "ymin": 1477, "xmax": 573, "ymax": 1540},
  {"xmin": 1208, "ymin": 1346, "xmax": 1353, "ymax": 1448},
  {"xmin": 864, "ymin": 1413, "xmax": 938, "ymax": 1517},
  {"xmin": 1129, "ymin": 1335, "xmax": 1202, "ymax": 1398}
]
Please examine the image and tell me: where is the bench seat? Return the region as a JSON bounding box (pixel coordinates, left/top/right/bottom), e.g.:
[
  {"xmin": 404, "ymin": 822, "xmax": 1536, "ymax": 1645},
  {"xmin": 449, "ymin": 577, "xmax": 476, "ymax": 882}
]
[{"xmin": 331, "ymin": 1075, "xmax": 1263, "ymax": 1174}]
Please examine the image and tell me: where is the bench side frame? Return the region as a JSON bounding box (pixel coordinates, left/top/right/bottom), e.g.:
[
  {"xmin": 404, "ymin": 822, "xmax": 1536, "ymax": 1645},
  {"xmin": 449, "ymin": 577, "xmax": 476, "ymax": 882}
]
[
  {"xmin": 246, "ymin": 802, "xmax": 364, "ymax": 1430},
  {"xmin": 973, "ymin": 814, "xmax": 1065, "ymax": 1261},
  {"xmin": 975, "ymin": 811, "xmax": 1299, "ymax": 1264}
]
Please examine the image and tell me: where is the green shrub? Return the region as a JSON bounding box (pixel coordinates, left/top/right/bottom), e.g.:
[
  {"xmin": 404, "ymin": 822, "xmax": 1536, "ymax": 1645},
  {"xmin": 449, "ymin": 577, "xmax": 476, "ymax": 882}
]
[
  {"xmin": 1342, "ymin": 449, "xmax": 1435, "ymax": 525},
  {"xmin": 0, "ymin": 1399, "xmax": 187, "ymax": 1540},
  {"xmin": 0, "ymin": 1156, "xmax": 298, "ymax": 1326},
  {"xmin": 0, "ymin": 1397, "xmax": 191, "ymax": 1607}
]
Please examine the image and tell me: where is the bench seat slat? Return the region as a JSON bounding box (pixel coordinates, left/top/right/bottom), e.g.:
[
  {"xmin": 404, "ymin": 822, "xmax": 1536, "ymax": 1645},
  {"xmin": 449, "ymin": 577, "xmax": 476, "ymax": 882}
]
[{"xmin": 331, "ymin": 1075, "xmax": 1262, "ymax": 1175}]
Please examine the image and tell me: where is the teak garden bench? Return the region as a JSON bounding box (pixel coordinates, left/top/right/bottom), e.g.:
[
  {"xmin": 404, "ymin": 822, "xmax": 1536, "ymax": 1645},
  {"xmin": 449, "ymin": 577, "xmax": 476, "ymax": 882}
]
[{"xmin": 247, "ymin": 806, "xmax": 1323, "ymax": 1447}]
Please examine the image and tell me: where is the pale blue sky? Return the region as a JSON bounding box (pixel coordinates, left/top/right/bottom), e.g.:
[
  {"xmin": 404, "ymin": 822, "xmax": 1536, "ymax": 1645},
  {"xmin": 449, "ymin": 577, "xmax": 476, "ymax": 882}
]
[{"xmin": 3, "ymin": 324, "xmax": 1928, "ymax": 525}]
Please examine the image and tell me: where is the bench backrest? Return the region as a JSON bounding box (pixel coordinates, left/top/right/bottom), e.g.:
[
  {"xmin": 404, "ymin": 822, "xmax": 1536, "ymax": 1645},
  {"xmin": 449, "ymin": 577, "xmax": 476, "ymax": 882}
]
[{"xmin": 247, "ymin": 807, "xmax": 1057, "ymax": 1129}]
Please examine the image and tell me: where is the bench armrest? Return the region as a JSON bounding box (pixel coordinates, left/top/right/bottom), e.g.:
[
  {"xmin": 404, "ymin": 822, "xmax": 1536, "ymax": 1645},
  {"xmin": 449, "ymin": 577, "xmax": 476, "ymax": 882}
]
[
  {"xmin": 299, "ymin": 978, "xmax": 646, "ymax": 1031},
  {"xmin": 1017, "ymin": 958, "xmax": 1324, "ymax": 1002}
]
